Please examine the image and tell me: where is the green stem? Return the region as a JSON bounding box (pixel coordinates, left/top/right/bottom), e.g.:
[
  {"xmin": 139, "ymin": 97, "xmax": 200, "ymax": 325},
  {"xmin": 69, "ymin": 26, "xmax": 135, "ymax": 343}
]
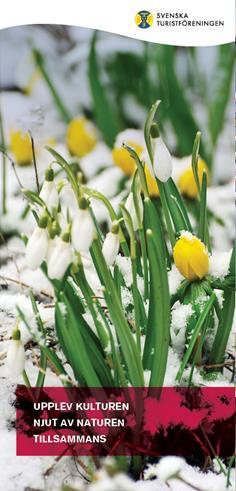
[
  {"xmin": 158, "ymin": 182, "xmax": 176, "ymax": 247},
  {"xmin": 139, "ymin": 228, "xmax": 149, "ymax": 300},
  {"xmin": 33, "ymin": 49, "xmax": 71, "ymax": 123},
  {"xmin": 0, "ymin": 106, "xmax": 7, "ymax": 214},
  {"xmin": 83, "ymin": 185, "xmax": 129, "ymax": 256},
  {"xmin": 131, "ymin": 258, "xmax": 141, "ymax": 352},
  {"xmin": 22, "ymin": 369, "xmax": 31, "ymax": 388}
]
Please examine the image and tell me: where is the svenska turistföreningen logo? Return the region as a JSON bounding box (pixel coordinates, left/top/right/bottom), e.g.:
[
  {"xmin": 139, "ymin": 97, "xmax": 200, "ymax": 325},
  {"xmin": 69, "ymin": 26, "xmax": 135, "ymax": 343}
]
[{"xmin": 135, "ymin": 10, "xmax": 154, "ymax": 29}]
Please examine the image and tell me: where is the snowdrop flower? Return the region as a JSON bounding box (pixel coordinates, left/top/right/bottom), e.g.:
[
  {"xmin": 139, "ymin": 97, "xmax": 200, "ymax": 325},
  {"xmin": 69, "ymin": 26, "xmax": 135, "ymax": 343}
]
[
  {"xmin": 58, "ymin": 180, "xmax": 77, "ymax": 213},
  {"xmin": 47, "ymin": 233, "xmax": 72, "ymax": 280},
  {"xmin": 151, "ymin": 125, "xmax": 172, "ymax": 182},
  {"xmin": 112, "ymin": 129, "xmax": 144, "ymax": 176},
  {"xmin": 72, "ymin": 201, "xmax": 95, "ymax": 253},
  {"xmin": 102, "ymin": 222, "xmax": 120, "ymax": 266},
  {"xmin": 125, "ymin": 192, "xmax": 143, "ymax": 231},
  {"xmin": 173, "ymin": 232, "xmax": 209, "ymax": 281},
  {"xmin": 10, "ymin": 129, "xmax": 33, "ymax": 166},
  {"xmin": 26, "ymin": 215, "xmax": 49, "ymax": 270},
  {"xmin": 6, "ymin": 327, "xmax": 25, "ymax": 377},
  {"xmin": 156, "ymin": 456, "xmax": 185, "ymax": 482},
  {"xmin": 39, "ymin": 168, "xmax": 59, "ymax": 213},
  {"xmin": 67, "ymin": 117, "xmax": 97, "ymax": 157}
]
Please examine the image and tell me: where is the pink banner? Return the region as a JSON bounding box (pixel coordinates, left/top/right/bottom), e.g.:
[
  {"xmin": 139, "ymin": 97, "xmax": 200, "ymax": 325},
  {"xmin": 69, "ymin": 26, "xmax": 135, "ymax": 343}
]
[{"xmin": 16, "ymin": 386, "xmax": 235, "ymax": 457}]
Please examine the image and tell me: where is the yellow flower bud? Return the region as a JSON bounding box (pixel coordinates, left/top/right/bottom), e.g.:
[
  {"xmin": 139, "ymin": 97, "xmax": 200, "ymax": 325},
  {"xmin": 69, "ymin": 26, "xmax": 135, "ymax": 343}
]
[
  {"xmin": 178, "ymin": 159, "xmax": 209, "ymax": 199},
  {"xmin": 66, "ymin": 117, "xmax": 97, "ymax": 157},
  {"xmin": 173, "ymin": 233, "xmax": 209, "ymax": 281},
  {"xmin": 112, "ymin": 141, "xmax": 143, "ymax": 176},
  {"xmin": 10, "ymin": 130, "xmax": 33, "ymax": 166},
  {"xmin": 144, "ymin": 164, "xmax": 159, "ymax": 197}
]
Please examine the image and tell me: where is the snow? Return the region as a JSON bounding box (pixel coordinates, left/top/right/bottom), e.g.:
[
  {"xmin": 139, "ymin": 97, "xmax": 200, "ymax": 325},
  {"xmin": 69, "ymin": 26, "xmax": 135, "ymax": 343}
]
[{"xmin": 209, "ymin": 250, "xmax": 231, "ymax": 279}]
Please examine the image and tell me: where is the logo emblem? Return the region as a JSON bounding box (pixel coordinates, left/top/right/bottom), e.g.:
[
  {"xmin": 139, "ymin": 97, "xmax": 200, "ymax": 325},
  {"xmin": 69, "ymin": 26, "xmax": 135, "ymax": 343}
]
[{"xmin": 135, "ymin": 10, "xmax": 154, "ymax": 29}]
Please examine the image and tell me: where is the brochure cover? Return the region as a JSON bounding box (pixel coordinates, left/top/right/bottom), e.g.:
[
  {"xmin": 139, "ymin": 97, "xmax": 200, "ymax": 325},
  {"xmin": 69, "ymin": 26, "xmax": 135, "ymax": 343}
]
[{"xmin": 0, "ymin": 1, "xmax": 235, "ymax": 490}]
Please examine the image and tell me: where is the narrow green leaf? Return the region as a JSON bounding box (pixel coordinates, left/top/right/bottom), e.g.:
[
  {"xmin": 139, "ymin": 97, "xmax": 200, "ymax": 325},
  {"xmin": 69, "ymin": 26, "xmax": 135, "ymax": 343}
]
[
  {"xmin": 198, "ymin": 171, "xmax": 208, "ymax": 243},
  {"xmin": 176, "ymin": 293, "xmax": 216, "ymax": 382},
  {"xmin": 209, "ymin": 289, "xmax": 235, "ymax": 366},
  {"xmin": 89, "ymin": 33, "xmax": 119, "ymax": 147},
  {"xmin": 91, "ymin": 238, "xmax": 144, "ymax": 386},
  {"xmin": 155, "ymin": 46, "xmax": 205, "ymax": 158},
  {"xmin": 33, "ymin": 48, "xmax": 71, "ymax": 123},
  {"xmin": 142, "ymin": 198, "xmax": 170, "ymax": 389},
  {"xmin": 208, "ymin": 44, "xmax": 234, "ymax": 148}
]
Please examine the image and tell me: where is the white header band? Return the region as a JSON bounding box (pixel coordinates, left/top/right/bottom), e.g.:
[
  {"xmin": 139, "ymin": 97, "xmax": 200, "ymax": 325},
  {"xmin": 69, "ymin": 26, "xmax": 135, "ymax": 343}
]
[{"xmin": 0, "ymin": 0, "xmax": 235, "ymax": 46}]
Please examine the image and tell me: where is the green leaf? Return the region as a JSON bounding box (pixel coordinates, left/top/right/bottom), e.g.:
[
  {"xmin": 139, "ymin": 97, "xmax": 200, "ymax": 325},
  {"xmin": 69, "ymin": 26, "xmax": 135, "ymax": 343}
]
[
  {"xmin": 164, "ymin": 178, "xmax": 193, "ymax": 233},
  {"xmin": 198, "ymin": 171, "xmax": 208, "ymax": 244},
  {"xmin": 142, "ymin": 198, "xmax": 170, "ymax": 388},
  {"xmin": 89, "ymin": 33, "xmax": 120, "ymax": 147},
  {"xmin": 208, "ymin": 44, "xmax": 234, "ymax": 148},
  {"xmin": 56, "ymin": 290, "xmax": 114, "ymax": 387},
  {"xmin": 91, "ymin": 238, "xmax": 144, "ymax": 386},
  {"xmin": 176, "ymin": 293, "xmax": 216, "ymax": 382},
  {"xmin": 29, "ymin": 292, "xmax": 47, "ymax": 388},
  {"xmin": 155, "ymin": 46, "xmax": 205, "ymax": 158},
  {"xmin": 33, "ymin": 48, "xmax": 71, "ymax": 123},
  {"xmin": 209, "ymin": 288, "xmax": 235, "ymax": 366}
]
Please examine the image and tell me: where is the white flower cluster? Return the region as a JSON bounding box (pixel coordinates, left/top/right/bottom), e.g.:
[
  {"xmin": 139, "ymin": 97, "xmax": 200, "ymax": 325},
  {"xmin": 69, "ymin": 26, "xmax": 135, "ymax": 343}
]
[{"xmin": 25, "ymin": 168, "xmax": 121, "ymax": 280}]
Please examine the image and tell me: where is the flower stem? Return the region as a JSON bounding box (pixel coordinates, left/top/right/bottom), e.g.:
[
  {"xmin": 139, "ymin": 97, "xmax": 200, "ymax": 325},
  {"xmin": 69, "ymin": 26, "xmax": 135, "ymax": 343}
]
[{"xmin": 22, "ymin": 369, "xmax": 31, "ymax": 388}]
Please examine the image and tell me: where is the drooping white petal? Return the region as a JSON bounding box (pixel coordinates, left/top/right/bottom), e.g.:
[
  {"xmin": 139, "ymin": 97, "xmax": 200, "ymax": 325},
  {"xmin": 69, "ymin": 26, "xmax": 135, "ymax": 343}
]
[
  {"xmin": 59, "ymin": 183, "xmax": 77, "ymax": 213},
  {"xmin": 102, "ymin": 232, "xmax": 120, "ymax": 266},
  {"xmin": 71, "ymin": 209, "xmax": 95, "ymax": 252},
  {"xmin": 125, "ymin": 192, "xmax": 143, "ymax": 231},
  {"xmin": 153, "ymin": 137, "xmax": 172, "ymax": 182},
  {"xmin": 47, "ymin": 239, "xmax": 72, "ymax": 280},
  {"xmin": 6, "ymin": 340, "xmax": 25, "ymax": 376},
  {"xmin": 40, "ymin": 181, "xmax": 59, "ymax": 212},
  {"xmin": 26, "ymin": 227, "xmax": 48, "ymax": 270}
]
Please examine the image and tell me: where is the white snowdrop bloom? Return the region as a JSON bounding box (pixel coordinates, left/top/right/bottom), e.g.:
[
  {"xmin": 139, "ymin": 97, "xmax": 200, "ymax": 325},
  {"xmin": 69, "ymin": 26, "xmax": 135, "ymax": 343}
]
[
  {"xmin": 156, "ymin": 456, "xmax": 185, "ymax": 482},
  {"xmin": 47, "ymin": 236, "xmax": 60, "ymax": 262},
  {"xmin": 59, "ymin": 182, "xmax": 77, "ymax": 212},
  {"xmin": 26, "ymin": 227, "xmax": 48, "ymax": 270},
  {"xmin": 47, "ymin": 237, "xmax": 72, "ymax": 280},
  {"xmin": 71, "ymin": 209, "xmax": 94, "ymax": 253},
  {"xmin": 153, "ymin": 137, "xmax": 172, "ymax": 182},
  {"xmin": 40, "ymin": 180, "xmax": 59, "ymax": 213},
  {"xmin": 125, "ymin": 192, "xmax": 143, "ymax": 231},
  {"xmin": 6, "ymin": 337, "xmax": 25, "ymax": 377},
  {"xmin": 102, "ymin": 232, "xmax": 120, "ymax": 266}
]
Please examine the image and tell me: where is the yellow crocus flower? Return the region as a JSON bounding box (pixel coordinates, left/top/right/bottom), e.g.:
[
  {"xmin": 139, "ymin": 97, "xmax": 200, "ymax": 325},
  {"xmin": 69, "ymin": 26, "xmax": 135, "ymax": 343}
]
[
  {"xmin": 10, "ymin": 130, "xmax": 33, "ymax": 166},
  {"xmin": 178, "ymin": 159, "xmax": 209, "ymax": 199},
  {"xmin": 66, "ymin": 117, "xmax": 97, "ymax": 157},
  {"xmin": 173, "ymin": 233, "xmax": 209, "ymax": 281}
]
